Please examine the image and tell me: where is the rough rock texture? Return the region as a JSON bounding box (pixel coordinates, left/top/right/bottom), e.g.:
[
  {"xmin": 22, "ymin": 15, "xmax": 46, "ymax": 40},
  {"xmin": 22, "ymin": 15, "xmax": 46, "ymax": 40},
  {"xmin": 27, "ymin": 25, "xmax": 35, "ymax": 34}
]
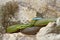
[
  {"xmin": 0, "ymin": 5, "xmax": 5, "ymax": 40},
  {"xmin": 0, "ymin": 0, "xmax": 60, "ymax": 18},
  {"xmin": 0, "ymin": 1, "xmax": 37, "ymax": 25},
  {"xmin": 36, "ymin": 21, "xmax": 60, "ymax": 40},
  {"xmin": 0, "ymin": 0, "xmax": 60, "ymax": 40},
  {"xmin": 2, "ymin": 33, "xmax": 36, "ymax": 40},
  {"xmin": 20, "ymin": 0, "xmax": 59, "ymax": 18},
  {"xmin": 2, "ymin": 21, "xmax": 60, "ymax": 40},
  {"xmin": 0, "ymin": 0, "xmax": 60, "ymax": 25},
  {"xmin": 17, "ymin": 0, "xmax": 60, "ymax": 18},
  {"xmin": 56, "ymin": 17, "xmax": 60, "ymax": 26},
  {"xmin": 16, "ymin": 5, "xmax": 36, "ymax": 24}
]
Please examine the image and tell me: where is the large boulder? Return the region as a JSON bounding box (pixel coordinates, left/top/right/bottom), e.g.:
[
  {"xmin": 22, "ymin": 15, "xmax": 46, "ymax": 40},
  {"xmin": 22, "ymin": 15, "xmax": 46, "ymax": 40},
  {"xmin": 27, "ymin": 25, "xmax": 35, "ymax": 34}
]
[
  {"xmin": 2, "ymin": 33, "xmax": 36, "ymax": 40},
  {"xmin": 0, "ymin": 0, "xmax": 60, "ymax": 26},
  {"xmin": 17, "ymin": 0, "xmax": 60, "ymax": 18},
  {"xmin": 36, "ymin": 17, "xmax": 60, "ymax": 40}
]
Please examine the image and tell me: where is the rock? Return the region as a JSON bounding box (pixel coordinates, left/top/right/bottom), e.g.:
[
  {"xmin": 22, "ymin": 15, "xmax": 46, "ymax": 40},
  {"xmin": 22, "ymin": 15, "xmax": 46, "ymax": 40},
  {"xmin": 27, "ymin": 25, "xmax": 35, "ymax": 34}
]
[
  {"xmin": 0, "ymin": 4, "xmax": 5, "ymax": 40},
  {"xmin": 17, "ymin": 0, "xmax": 47, "ymax": 13},
  {"xmin": 0, "ymin": 33, "xmax": 3, "ymax": 40},
  {"xmin": 0, "ymin": 0, "xmax": 60, "ymax": 27},
  {"xmin": 2, "ymin": 32, "xmax": 36, "ymax": 40},
  {"xmin": 1, "ymin": 0, "xmax": 60, "ymax": 19},
  {"xmin": 39, "ymin": 0, "xmax": 60, "ymax": 18},
  {"xmin": 19, "ymin": 0, "xmax": 60, "ymax": 18},
  {"xmin": 17, "ymin": 0, "xmax": 60, "ymax": 18},
  {"xmin": 0, "ymin": 6, "xmax": 5, "ymax": 33},
  {"xmin": 16, "ymin": 5, "xmax": 36, "ymax": 24},
  {"xmin": 36, "ymin": 22, "xmax": 60, "ymax": 40},
  {"xmin": 2, "ymin": 20, "xmax": 60, "ymax": 40},
  {"xmin": 56, "ymin": 17, "xmax": 60, "ymax": 26},
  {"xmin": 21, "ymin": 27, "xmax": 40, "ymax": 35},
  {"xmin": 1, "ymin": 1, "xmax": 37, "ymax": 25}
]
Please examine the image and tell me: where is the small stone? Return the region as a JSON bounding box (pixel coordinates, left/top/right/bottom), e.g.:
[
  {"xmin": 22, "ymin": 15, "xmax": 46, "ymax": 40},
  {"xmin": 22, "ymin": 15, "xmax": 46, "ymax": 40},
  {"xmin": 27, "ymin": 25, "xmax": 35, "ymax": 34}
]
[{"xmin": 21, "ymin": 27, "xmax": 40, "ymax": 35}]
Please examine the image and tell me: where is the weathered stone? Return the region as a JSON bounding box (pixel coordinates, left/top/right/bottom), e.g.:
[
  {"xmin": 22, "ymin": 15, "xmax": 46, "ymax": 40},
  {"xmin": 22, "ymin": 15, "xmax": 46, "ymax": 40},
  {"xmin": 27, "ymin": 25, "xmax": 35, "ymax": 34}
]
[
  {"xmin": 16, "ymin": 5, "xmax": 36, "ymax": 24},
  {"xmin": 18, "ymin": 0, "xmax": 60, "ymax": 18},
  {"xmin": 2, "ymin": 33, "xmax": 36, "ymax": 40},
  {"xmin": 0, "ymin": 0, "xmax": 60, "ymax": 18},
  {"xmin": 0, "ymin": 0, "xmax": 60, "ymax": 40},
  {"xmin": 0, "ymin": 0, "xmax": 60, "ymax": 25},
  {"xmin": 21, "ymin": 27, "xmax": 40, "ymax": 35},
  {"xmin": 36, "ymin": 21, "xmax": 60, "ymax": 40}
]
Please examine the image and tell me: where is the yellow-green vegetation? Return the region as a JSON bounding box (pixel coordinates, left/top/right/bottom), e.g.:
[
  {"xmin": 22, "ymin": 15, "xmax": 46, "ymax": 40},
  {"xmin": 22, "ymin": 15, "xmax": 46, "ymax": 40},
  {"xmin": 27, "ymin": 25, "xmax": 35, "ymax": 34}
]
[
  {"xmin": 7, "ymin": 18, "xmax": 56, "ymax": 33},
  {"xmin": 7, "ymin": 24, "xmax": 20, "ymax": 33},
  {"xmin": 7, "ymin": 20, "xmax": 36, "ymax": 33},
  {"xmin": 34, "ymin": 18, "xmax": 56, "ymax": 27},
  {"xmin": 7, "ymin": 24, "xmax": 30, "ymax": 33}
]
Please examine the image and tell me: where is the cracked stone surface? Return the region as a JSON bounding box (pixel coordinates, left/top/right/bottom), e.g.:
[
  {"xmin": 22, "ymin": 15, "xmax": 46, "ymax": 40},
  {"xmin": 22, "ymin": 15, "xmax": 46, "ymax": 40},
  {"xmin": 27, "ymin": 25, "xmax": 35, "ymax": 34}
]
[{"xmin": 2, "ymin": 33, "xmax": 36, "ymax": 40}]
